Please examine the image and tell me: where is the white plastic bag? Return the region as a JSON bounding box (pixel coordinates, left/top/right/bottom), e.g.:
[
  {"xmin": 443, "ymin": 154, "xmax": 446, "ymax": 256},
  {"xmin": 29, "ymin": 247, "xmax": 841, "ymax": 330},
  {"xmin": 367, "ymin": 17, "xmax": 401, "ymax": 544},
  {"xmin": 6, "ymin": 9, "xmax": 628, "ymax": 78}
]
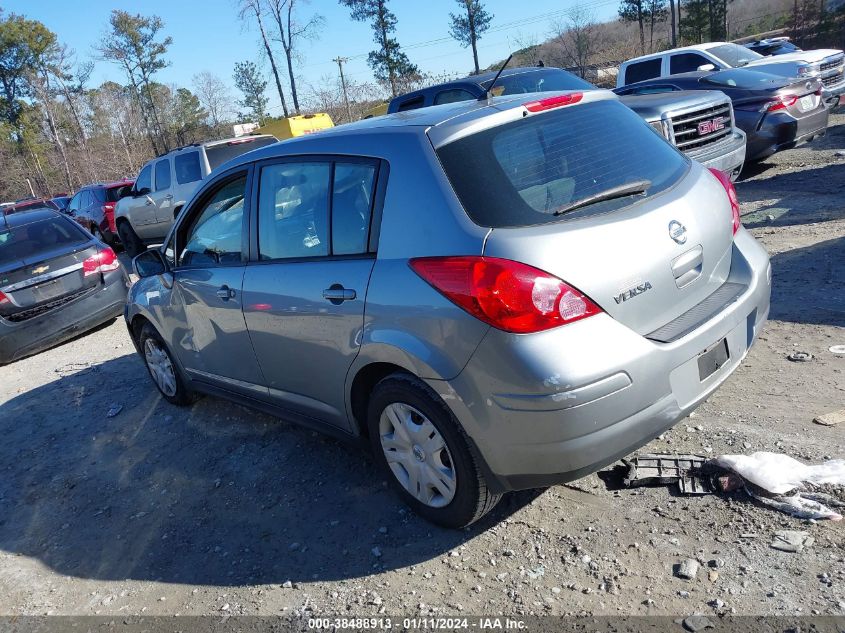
[{"xmin": 714, "ymin": 452, "xmax": 845, "ymax": 495}]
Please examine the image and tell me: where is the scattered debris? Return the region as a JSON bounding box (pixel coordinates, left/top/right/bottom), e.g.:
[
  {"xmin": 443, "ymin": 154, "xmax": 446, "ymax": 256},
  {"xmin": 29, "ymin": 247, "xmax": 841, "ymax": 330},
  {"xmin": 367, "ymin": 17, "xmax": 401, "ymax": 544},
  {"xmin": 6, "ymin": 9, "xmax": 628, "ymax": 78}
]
[
  {"xmin": 682, "ymin": 615, "xmax": 714, "ymax": 632},
  {"xmin": 770, "ymin": 530, "xmax": 814, "ymax": 553},
  {"xmin": 676, "ymin": 558, "xmax": 700, "ymax": 580},
  {"xmin": 713, "ymin": 452, "xmax": 845, "ymax": 495},
  {"xmin": 829, "ymin": 345, "xmax": 845, "ymax": 355},
  {"xmin": 106, "ymin": 404, "xmax": 123, "ymax": 418},
  {"xmin": 622, "ymin": 454, "xmax": 712, "ymax": 495},
  {"xmin": 814, "ymin": 410, "xmax": 845, "ymax": 427},
  {"xmin": 787, "ymin": 351, "xmax": 813, "ymax": 362}
]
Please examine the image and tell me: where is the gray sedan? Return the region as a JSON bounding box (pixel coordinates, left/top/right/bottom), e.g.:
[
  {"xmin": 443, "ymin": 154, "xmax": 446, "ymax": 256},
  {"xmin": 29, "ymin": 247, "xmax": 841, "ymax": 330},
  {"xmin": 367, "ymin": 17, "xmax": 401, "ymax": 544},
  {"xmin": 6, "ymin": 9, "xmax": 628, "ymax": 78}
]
[{"xmin": 127, "ymin": 89, "xmax": 771, "ymax": 528}]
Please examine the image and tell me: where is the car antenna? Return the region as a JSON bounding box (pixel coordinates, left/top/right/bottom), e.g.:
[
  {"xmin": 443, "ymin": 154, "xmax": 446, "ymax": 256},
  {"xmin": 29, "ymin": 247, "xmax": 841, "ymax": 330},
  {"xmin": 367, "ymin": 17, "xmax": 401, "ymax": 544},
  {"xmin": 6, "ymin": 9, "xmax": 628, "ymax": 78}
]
[{"xmin": 480, "ymin": 54, "xmax": 513, "ymax": 102}]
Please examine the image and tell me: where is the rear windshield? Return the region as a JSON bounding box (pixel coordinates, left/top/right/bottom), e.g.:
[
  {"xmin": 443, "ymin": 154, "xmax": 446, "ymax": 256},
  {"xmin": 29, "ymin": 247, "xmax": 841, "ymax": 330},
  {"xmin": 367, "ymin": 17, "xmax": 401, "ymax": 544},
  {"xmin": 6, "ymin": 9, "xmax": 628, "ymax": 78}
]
[
  {"xmin": 703, "ymin": 69, "xmax": 787, "ymax": 89},
  {"xmin": 106, "ymin": 185, "xmax": 132, "ymax": 202},
  {"xmin": 206, "ymin": 137, "xmax": 277, "ymax": 171},
  {"xmin": 706, "ymin": 43, "xmax": 763, "ymax": 67},
  {"xmin": 0, "ymin": 216, "xmax": 88, "ymax": 265},
  {"xmin": 481, "ymin": 69, "xmax": 592, "ymax": 96},
  {"xmin": 436, "ymin": 99, "xmax": 688, "ymax": 228}
]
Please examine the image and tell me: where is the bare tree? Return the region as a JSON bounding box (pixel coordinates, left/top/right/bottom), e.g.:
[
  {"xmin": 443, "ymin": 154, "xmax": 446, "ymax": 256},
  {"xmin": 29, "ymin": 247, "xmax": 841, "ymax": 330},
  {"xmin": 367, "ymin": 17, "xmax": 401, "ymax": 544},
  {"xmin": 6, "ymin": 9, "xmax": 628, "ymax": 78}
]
[
  {"xmin": 549, "ymin": 5, "xmax": 599, "ymax": 78},
  {"xmin": 239, "ymin": 0, "xmax": 290, "ymax": 117},
  {"xmin": 266, "ymin": 0, "xmax": 324, "ymax": 115},
  {"xmin": 192, "ymin": 71, "xmax": 234, "ymax": 128}
]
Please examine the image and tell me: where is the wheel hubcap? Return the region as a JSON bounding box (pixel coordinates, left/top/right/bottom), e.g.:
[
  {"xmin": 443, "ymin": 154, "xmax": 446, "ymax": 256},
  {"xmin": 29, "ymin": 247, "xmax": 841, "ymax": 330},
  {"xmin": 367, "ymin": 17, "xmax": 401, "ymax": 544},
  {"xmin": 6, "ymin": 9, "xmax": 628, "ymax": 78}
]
[
  {"xmin": 379, "ymin": 402, "xmax": 457, "ymax": 508},
  {"xmin": 144, "ymin": 339, "xmax": 177, "ymax": 397}
]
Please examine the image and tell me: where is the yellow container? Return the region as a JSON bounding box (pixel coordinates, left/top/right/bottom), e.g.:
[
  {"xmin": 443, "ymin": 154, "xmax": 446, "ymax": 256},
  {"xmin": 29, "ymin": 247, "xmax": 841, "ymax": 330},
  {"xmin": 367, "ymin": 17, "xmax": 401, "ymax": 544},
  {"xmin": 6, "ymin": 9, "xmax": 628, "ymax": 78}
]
[{"xmin": 257, "ymin": 113, "xmax": 334, "ymax": 140}]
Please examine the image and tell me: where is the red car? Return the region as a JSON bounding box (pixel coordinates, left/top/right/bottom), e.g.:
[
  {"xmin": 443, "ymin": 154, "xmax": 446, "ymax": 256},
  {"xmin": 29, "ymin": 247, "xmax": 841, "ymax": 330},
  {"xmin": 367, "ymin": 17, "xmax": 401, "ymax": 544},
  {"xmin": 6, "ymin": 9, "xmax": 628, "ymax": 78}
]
[
  {"xmin": 66, "ymin": 180, "xmax": 134, "ymax": 246},
  {"xmin": 5, "ymin": 198, "xmax": 61, "ymax": 214}
]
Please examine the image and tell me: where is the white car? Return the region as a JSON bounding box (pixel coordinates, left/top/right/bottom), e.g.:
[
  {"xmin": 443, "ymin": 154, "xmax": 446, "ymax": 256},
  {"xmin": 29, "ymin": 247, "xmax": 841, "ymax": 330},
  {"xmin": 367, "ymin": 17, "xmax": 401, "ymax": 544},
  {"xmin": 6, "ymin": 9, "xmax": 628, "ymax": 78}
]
[
  {"xmin": 115, "ymin": 135, "xmax": 277, "ymax": 256},
  {"xmin": 617, "ymin": 42, "xmax": 845, "ymax": 102}
]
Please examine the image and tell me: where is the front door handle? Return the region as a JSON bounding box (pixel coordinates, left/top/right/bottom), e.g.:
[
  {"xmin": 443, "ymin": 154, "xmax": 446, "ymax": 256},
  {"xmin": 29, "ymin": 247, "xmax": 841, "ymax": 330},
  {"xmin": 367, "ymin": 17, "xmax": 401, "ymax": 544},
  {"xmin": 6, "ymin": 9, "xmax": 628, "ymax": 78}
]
[
  {"xmin": 322, "ymin": 285, "xmax": 357, "ymax": 304},
  {"xmin": 145, "ymin": 196, "xmax": 155, "ymax": 206},
  {"xmin": 216, "ymin": 285, "xmax": 235, "ymax": 300}
]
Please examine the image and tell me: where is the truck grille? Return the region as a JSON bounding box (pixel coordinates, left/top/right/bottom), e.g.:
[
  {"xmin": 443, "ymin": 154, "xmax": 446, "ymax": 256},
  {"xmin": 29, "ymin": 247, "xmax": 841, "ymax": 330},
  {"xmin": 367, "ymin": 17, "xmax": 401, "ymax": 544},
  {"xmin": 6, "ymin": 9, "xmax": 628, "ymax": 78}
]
[
  {"xmin": 820, "ymin": 54, "xmax": 844, "ymax": 73},
  {"xmin": 822, "ymin": 72, "xmax": 844, "ymax": 88},
  {"xmin": 669, "ymin": 102, "xmax": 733, "ymax": 153},
  {"xmin": 4, "ymin": 287, "xmax": 94, "ymax": 323}
]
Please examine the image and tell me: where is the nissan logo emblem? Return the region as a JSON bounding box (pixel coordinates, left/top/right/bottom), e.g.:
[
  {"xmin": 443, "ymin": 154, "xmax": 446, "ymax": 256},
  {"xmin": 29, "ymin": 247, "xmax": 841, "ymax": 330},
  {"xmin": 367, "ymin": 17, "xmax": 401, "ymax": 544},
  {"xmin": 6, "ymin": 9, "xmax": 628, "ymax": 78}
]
[{"xmin": 669, "ymin": 220, "xmax": 687, "ymax": 245}]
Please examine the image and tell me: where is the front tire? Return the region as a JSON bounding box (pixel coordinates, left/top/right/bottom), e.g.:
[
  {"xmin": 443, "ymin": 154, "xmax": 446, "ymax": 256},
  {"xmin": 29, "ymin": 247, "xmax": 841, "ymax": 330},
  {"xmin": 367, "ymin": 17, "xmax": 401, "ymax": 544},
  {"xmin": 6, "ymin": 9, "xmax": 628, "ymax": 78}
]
[
  {"xmin": 367, "ymin": 373, "xmax": 501, "ymax": 529},
  {"xmin": 138, "ymin": 323, "xmax": 195, "ymax": 406},
  {"xmin": 117, "ymin": 220, "xmax": 146, "ymax": 258}
]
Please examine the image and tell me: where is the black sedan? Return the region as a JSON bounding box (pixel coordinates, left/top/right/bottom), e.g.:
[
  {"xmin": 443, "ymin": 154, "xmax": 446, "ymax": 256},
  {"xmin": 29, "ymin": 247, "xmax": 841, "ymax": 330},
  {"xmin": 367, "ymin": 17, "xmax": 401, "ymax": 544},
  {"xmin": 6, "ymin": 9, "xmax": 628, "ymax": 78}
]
[
  {"xmin": 0, "ymin": 209, "xmax": 129, "ymax": 364},
  {"xmin": 614, "ymin": 69, "xmax": 829, "ymax": 162}
]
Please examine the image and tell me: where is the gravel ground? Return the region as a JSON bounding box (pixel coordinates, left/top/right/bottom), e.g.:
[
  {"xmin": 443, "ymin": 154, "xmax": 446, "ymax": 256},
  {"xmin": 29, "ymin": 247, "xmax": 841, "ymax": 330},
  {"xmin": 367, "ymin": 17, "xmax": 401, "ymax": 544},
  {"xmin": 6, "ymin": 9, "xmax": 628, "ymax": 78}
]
[{"xmin": 0, "ymin": 114, "xmax": 843, "ymax": 620}]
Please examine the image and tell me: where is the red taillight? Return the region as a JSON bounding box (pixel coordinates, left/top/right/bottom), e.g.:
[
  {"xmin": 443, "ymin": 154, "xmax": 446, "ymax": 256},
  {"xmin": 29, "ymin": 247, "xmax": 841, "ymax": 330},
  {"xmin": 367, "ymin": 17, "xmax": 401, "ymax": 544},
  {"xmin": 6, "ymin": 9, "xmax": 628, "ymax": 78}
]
[
  {"xmin": 708, "ymin": 168, "xmax": 741, "ymax": 235},
  {"xmin": 409, "ymin": 256, "xmax": 602, "ymax": 334},
  {"xmin": 0, "ymin": 291, "xmax": 9, "ymax": 305},
  {"xmin": 523, "ymin": 92, "xmax": 583, "ymax": 113},
  {"xmin": 765, "ymin": 94, "xmax": 799, "ymax": 112},
  {"xmin": 83, "ymin": 248, "xmax": 120, "ymax": 277},
  {"xmin": 103, "ymin": 202, "xmax": 117, "ymax": 232}
]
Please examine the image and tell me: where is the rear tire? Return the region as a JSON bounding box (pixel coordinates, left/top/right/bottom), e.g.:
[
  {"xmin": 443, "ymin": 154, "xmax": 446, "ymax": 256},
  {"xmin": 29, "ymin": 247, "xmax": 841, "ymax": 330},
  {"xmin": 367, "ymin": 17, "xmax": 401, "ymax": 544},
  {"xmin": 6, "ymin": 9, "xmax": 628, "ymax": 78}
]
[
  {"xmin": 118, "ymin": 220, "xmax": 146, "ymax": 258},
  {"xmin": 138, "ymin": 323, "xmax": 196, "ymax": 406},
  {"xmin": 367, "ymin": 372, "xmax": 501, "ymax": 529}
]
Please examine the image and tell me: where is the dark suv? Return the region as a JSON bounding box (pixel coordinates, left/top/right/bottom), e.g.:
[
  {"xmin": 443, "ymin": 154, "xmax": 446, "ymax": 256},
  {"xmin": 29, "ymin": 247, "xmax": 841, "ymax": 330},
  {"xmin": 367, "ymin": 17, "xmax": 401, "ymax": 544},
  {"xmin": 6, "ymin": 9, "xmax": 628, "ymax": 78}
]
[{"xmin": 67, "ymin": 180, "xmax": 134, "ymax": 246}]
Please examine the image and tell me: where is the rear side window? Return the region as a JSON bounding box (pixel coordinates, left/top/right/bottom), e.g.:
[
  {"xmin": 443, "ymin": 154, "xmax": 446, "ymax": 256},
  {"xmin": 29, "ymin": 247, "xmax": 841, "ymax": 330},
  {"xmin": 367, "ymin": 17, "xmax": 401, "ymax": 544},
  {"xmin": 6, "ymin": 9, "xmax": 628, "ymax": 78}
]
[
  {"xmin": 206, "ymin": 137, "xmax": 277, "ymax": 172},
  {"xmin": 155, "ymin": 160, "xmax": 171, "ymax": 191},
  {"xmin": 398, "ymin": 96, "xmax": 425, "ymax": 112},
  {"xmin": 436, "ymin": 99, "xmax": 688, "ymax": 228},
  {"xmin": 0, "ymin": 216, "xmax": 88, "ymax": 265},
  {"xmin": 624, "ymin": 59, "xmax": 662, "ymax": 85},
  {"xmin": 332, "ymin": 163, "xmax": 376, "ymax": 256},
  {"xmin": 670, "ymin": 53, "xmax": 713, "ymax": 74},
  {"xmin": 434, "ymin": 89, "xmax": 475, "ymax": 105},
  {"xmin": 175, "ymin": 151, "xmax": 202, "ymax": 184}
]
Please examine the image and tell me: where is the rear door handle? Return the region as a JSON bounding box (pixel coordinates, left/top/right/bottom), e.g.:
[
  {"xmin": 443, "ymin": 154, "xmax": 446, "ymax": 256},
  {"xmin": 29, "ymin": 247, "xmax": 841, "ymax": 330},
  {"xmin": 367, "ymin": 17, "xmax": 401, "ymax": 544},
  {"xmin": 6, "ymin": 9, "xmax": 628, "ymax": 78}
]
[
  {"xmin": 216, "ymin": 285, "xmax": 235, "ymax": 300},
  {"xmin": 322, "ymin": 285, "xmax": 357, "ymax": 303}
]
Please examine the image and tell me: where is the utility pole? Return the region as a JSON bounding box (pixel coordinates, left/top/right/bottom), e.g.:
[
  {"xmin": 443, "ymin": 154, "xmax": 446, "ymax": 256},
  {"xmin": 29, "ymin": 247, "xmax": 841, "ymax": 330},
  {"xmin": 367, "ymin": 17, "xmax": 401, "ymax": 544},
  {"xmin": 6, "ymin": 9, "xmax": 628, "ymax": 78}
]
[{"xmin": 333, "ymin": 56, "xmax": 353, "ymax": 123}]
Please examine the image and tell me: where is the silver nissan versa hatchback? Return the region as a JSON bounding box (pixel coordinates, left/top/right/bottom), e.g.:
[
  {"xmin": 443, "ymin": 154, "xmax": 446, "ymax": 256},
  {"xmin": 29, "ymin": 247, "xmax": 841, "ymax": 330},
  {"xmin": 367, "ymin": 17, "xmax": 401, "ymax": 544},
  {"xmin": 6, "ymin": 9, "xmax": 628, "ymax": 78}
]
[{"xmin": 127, "ymin": 89, "xmax": 771, "ymax": 528}]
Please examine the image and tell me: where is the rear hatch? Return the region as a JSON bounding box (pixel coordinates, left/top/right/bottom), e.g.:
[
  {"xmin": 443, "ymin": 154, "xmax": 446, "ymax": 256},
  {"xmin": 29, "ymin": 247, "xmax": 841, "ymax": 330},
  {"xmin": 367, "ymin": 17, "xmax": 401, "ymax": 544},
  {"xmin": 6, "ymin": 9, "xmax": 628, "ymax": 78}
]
[
  {"xmin": 0, "ymin": 214, "xmax": 102, "ymax": 322},
  {"xmin": 205, "ymin": 135, "xmax": 278, "ymax": 173},
  {"xmin": 434, "ymin": 97, "xmax": 736, "ymax": 336}
]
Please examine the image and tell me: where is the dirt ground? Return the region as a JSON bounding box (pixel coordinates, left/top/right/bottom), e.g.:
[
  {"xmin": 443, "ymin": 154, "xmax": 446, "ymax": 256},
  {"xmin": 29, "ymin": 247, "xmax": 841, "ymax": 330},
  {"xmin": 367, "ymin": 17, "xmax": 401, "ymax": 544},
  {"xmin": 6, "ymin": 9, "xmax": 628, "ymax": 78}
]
[{"xmin": 0, "ymin": 115, "xmax": 843, "ymax": 621}]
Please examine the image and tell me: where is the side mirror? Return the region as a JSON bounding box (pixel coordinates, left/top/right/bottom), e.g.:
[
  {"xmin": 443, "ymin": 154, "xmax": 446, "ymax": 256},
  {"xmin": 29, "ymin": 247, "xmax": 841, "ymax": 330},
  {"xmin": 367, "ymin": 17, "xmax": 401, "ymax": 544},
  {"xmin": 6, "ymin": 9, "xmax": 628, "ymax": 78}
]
[
  {"xmin": 697, "ymin": 63, "xmax": 716, "ymax": 72},
  {"xmin": 133, "ymin": 249, "xmax": 167, "ymax": 278},
  {"xmin": 137, "ymin": 187, "xmax": 151, "ymax": 197}
]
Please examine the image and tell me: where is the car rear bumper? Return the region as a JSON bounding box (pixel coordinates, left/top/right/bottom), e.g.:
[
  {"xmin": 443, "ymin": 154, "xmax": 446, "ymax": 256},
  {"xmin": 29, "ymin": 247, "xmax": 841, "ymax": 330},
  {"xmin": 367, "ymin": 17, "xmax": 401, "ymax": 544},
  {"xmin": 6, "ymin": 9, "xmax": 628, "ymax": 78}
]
[
  {"xmin": 746, "ymin": 107, "xmax": 830, "ymax": 161},
  {"xmin": 686, "ymin": 131, "xmax": 746, "ymax": 180},
  {"xmin": 0, "ymin": 270, "xmax": 128, "ymax": 364},
  {"xmin": 435, "ymin": 229, "xmax": 771, "ymax": 493}
]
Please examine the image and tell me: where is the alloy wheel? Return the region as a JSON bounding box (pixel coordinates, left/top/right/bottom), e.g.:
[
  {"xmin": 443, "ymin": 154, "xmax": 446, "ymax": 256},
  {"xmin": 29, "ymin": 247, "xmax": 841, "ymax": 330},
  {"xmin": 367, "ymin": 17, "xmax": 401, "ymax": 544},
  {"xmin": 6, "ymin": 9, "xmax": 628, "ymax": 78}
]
[
  {"xmin": 379, "ymin": 402, "xmax": 457, "ymax": 508},
  {"xmin": 144, "ymin": 338, "xmax": 177, "ymax": 397}
]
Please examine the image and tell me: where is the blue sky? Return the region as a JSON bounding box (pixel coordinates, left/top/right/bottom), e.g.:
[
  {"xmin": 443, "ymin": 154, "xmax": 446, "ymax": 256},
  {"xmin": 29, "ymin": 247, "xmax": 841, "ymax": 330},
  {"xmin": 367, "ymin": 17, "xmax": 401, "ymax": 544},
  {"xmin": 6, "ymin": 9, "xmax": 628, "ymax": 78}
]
[{"xmin": 4, "ymin": 0, "xmax": 620, "ymax": 113}]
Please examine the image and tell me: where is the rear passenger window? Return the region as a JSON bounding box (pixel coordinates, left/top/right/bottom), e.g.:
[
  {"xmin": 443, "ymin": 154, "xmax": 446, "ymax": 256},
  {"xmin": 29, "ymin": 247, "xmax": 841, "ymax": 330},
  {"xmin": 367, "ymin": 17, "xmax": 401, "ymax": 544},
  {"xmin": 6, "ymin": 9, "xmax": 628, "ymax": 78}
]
[
  {"xmin": 332, "ymin": 163, "xmax": 376, "ymax": 255},
  {"xmin": 434, "ymin": 89, "xmax": 475, "ymax": 105},
  {"xmin": 398, "ymin": 96, "xmax": 425, "ymax": 111},
  {"xmin": 624, "ymin": 59, "xmax": 662, "ymax": 85},
  {"xmin": 154, "ymin": 160, "xmax": 171, "ymax": 191},
  {"xmin": 175, "ymin": 151, "xmax": 202, "ymax": 184},
  {"xmin": 670, "ymin": 53, "xmax": 712, "ymax": 74},
  {"xmin": 257, "ymin": 162, "xmax": 331, "ymax": 260}
]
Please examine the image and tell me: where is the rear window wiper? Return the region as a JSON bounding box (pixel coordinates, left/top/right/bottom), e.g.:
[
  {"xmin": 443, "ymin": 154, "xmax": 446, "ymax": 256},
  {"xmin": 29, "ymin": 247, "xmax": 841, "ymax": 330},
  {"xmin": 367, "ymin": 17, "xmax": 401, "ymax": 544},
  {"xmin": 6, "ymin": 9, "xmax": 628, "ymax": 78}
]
[{"xmin": 553, "ymin": 179, "xmax": 652, "ymax": 216}]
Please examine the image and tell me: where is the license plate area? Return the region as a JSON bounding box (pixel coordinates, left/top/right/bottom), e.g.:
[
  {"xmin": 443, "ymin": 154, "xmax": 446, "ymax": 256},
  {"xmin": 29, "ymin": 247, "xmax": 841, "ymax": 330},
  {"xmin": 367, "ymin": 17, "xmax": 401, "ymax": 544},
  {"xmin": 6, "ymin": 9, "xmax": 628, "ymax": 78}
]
[
  {"xmin": 799, "ymin": 95, "xmax": 815, "ymax": 112},
  {"xmin": 697, "ymin": 337, "xmax": 730, "ymax": 381}
]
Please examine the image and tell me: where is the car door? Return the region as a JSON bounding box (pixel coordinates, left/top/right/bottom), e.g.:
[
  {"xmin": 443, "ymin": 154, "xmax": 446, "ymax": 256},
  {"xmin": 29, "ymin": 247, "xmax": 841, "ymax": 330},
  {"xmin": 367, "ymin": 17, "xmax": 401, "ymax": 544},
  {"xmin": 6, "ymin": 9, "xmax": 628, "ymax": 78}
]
[
  {"xmin": 127, "ymin": 163, "xmax": 159, "ymax": 238},
  {"xmin": 241, "ymin": 157, "xmax": 383, "ymax": 431},
  {"xmin": 66, "ymin": 191, "xmax": 84, "ymax": 224},
  {"xmin": 151, "ymin": 158, "xmax": 176, "ymax": 226},
  {"xmin": 167, "ymin": 167, "xmax": 268, "ymax": 397}
]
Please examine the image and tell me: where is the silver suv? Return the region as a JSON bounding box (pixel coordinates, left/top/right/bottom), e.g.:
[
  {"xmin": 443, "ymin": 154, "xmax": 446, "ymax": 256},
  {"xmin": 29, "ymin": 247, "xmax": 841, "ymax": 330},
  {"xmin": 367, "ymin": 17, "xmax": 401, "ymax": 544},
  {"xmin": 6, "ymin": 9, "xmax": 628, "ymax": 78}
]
[
  {"xmin": 126, "ymin": 90, "xmax": 771, "ymax": 528},
  {"xmin": 115, "ymin": 135, "xmax": 276, "ymax": 257}
]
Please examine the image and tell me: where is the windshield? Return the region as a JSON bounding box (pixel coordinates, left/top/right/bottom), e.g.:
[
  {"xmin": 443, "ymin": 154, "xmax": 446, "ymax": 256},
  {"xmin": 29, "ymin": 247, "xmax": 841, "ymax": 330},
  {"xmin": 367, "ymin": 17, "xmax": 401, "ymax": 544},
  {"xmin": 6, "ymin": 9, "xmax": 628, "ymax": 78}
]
[
  {"xmin": 706, "ymin": 43, "xmax": 764, "ymax": 67},
  {"xmin": 436, "ymin": 99, "xmax": 687, "ymax": 228},
  {"xmin": 481, "ymin": 69, "xmax": 593, "ymax": 96},
  {"xmin": 0, "ymin": 216, "xmax": 88, "ymax": 266}
]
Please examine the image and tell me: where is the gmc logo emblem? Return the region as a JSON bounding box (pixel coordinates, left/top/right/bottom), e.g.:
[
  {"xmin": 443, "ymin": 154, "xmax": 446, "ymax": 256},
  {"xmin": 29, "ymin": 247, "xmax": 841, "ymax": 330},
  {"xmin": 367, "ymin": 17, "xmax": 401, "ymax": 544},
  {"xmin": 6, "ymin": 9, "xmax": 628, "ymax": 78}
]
[{"xmin": 698, "ymin": 117, "xmax": 725, "ymax": 135}]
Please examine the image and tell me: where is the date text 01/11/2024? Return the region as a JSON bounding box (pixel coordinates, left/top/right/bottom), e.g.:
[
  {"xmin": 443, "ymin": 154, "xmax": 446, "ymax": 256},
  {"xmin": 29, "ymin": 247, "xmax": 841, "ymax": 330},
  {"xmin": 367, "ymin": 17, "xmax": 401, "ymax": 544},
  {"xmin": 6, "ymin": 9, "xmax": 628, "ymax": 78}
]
[{"xmin": 307, "ymin": 617, "xmax": 527, "ymax": 630}]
